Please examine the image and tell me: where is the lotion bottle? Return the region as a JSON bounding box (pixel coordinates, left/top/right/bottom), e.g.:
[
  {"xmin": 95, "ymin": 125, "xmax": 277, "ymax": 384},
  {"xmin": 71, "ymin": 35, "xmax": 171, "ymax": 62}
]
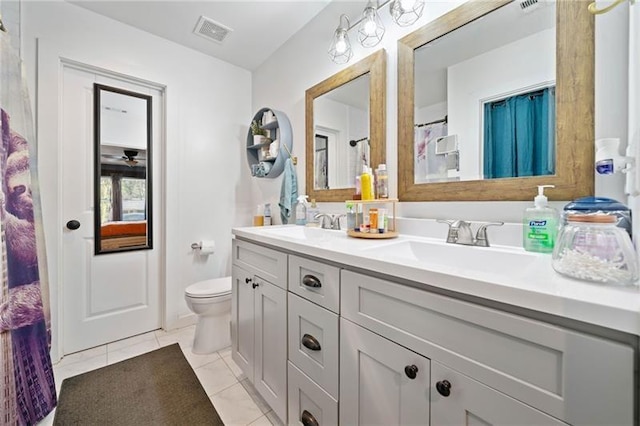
[
  {"xmin": 523, "ymin": 185, "xmax": 558, "ymax": 253},
  {"xmin": 361, "ymin": 166, "xmax": 373, "ymax": 200}
]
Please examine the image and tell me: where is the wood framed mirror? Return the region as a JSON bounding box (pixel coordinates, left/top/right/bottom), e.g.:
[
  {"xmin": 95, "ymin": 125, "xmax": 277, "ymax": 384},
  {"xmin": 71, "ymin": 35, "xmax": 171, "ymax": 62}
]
[
  {"xmin": 94, "ymin": 83, "xmax": 152, "ymax": 254},
  {"xmin": 306, "ymin": 49, "xmax": 386, "ymax": 202},
  {"xmin": 398, "ymin": 0, "xmax": 594, "ymax": 201}
]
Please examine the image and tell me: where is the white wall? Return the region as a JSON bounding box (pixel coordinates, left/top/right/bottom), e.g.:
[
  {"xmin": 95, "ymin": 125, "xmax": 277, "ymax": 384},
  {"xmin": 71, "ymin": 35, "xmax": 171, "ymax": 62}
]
[
  {"xmin": 448, "ymin": 29, "xmax": 555, "ymax": 179},
  {"xmin": 21, "ymin": 0, "xmax": 252, "ymax": 359},
  {"xmin": 253, "ymin": 1, "xmax": 629, "ymax": 223},
  {"xmin": 415, "ymin": 101, "xmax": 448, "ymax": 127},
  {"xmin": 315, "ymin": 96, "xmax": 367, "ymax": 188}
]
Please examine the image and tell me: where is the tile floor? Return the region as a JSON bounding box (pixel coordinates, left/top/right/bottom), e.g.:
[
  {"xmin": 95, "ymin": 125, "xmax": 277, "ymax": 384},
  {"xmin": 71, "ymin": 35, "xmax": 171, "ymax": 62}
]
[{"xmin": 39, "ymin": 325, "xmax": 282, "ymax": 426}]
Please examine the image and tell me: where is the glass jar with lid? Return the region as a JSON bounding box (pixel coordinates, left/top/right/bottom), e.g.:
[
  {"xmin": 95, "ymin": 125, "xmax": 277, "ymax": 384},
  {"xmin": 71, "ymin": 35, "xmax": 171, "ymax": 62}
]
[{"xmin": 552, "ymin": 213, "xmax": 638, "ymax": 286}]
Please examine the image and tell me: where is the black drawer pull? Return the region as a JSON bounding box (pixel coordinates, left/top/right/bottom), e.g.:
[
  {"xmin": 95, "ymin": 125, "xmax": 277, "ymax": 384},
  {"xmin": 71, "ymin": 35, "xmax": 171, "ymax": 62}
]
[
  {"xmin": 245, "ymin": 277, "xmax": 252, "ymax": 284},
  {"xmin": 301, "ymin": 410, "xmax": 319, "ymax": 426},
  {"xmin": 404, "ymin": 365, "xmax": 418, "ymax": 379},
  {"xmin": 436, "ymin": 380, "xmax": 452, "ymax": 397},
  {"xmin": 301, "ymin": 334, "xmax": 321, "ymax": 351},
  {"xmin": 302, "ymin": 274, "xmax": 321, "ymax": 288}
]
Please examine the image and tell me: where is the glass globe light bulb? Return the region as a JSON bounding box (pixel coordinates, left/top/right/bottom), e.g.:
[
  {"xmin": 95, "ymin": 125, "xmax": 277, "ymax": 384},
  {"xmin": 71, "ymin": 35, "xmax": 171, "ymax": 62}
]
[
  {"xmin": 364, "ymin": 18, "xmax": 377, "ymax": 35},
  {"xmin": 335, "ymin": 38, "xmax": 347, "ymax": 54},
  {"xmin": 400, "ymin": 0, "xmax": 416, "ymax": 10}
]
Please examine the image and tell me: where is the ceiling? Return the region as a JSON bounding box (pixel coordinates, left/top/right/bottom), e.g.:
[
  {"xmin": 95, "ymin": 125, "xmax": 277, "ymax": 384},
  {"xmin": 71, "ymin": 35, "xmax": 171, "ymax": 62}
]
[{"xmin": 68, "ymin": 0, "xmax": 333, "ymax": 71}]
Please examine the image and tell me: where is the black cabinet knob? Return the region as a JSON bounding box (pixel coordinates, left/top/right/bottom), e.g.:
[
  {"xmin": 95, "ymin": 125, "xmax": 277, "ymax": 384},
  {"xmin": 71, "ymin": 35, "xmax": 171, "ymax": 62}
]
[
  {"xmin": 245, "ymin": 277, "xmax": 252, "ymax": 284},
  {"xmin": 404, "ymin": 365, "xmax": 418, "ymax": 379},
  {"xmin": 301, "ymin": 334, "xmax": 321, "ymax": 351},
  {"xmin": 436, "ymin": 380, "xmax": 452, "ymax": 397},
  {"xmin": 252, "ymin": 282, "xmax": 259, "ymax": 289},
  {"xmin": 66, "ymin": 220, "xmax": 81, "ymax": 230},
  {"xmin": 302, "ymin": 274, "xmax": 322, "ymax": 288},
  {"xmin": 301, "ymin": 410, "xmax": 319, "ymax": 426}
]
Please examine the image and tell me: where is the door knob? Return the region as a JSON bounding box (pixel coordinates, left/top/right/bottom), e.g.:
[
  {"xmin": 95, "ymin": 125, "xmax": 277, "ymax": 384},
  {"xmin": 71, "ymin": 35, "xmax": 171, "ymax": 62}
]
[
  {"xmin": 66, "ymin": 220, "xmax": 81, "ymax": 230},
  {"xmin": 404, "ymin": 365, "xmax": 418, "ymax": 379},
  {"xmin": 436, "ymin": 380, "xmax": 452, "ymax": 397}
]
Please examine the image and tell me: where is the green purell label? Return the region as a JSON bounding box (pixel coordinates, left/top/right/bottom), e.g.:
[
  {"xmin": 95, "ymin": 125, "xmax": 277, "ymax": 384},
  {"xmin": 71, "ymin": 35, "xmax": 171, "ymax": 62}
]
[
  {"xmin": 527, "ymin": 233, "xmax": 549, "ymax": 241},
  {"xmin": 527, "ymin": 220, "xmax": 553, "ymax": 248}
]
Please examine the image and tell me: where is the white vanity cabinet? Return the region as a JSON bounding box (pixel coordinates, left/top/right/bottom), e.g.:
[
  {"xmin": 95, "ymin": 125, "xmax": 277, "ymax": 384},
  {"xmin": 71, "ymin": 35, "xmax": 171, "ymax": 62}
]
[
  {"xmin": 231, "ymin": 234, "xmax": 638, "ymax": 426},
  {"xmin": 430, "ymin": 361, "xmax": 565, "ymax": 425},
  {"xmin": 231, "ymin": 240, "xmax": 288, "ymax": 423},
  {"xmin": 341, "ymin": 269, "xmax": 635, "ymax": 426},
  {"xmin": 287, "ymin": 255, "xmax": 340, "ymax": 426},
  {"xmin": 340, "ymin": 318, "xmax": 431, "ymax": 425}
]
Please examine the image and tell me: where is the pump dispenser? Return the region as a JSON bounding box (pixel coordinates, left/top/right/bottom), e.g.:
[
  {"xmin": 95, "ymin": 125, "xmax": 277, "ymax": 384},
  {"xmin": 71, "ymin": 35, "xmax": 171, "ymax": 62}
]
[
  {"xmin": 523, "ymin": 185, "xmax": 559, "ymax": 253},
  {"xmin": 296, "ymin": 196, "xmax": 309, "ymax": 226}
]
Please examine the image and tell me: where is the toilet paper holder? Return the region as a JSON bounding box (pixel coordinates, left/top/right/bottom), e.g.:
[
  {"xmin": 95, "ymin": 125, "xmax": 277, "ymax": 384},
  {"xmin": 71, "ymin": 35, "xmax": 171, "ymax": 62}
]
[{"xmin": 191, "ymin": 241, "xmax": 215, "ymax": 255}]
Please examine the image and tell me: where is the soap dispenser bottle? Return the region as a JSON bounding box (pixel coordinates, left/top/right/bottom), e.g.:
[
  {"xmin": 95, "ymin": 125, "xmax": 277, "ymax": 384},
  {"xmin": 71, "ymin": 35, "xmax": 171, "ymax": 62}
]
[
  {"xmin": 263, "ymin": 203, "xmax": 272, "ymax": 226},
  {"xmin": 306, "ymin": 199, "xmax": 320, "ymax": 226},
  {"xmin": 296, "ymin": 195, "xmax": 308, "ymax": 226},
  {"xmin": 523, "ymin": 185, "xmax": 559, "ymax": 253}
]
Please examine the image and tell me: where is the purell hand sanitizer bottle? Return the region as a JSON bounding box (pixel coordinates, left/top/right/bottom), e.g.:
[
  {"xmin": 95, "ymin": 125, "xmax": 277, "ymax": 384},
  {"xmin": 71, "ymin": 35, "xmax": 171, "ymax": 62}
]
[{"xmin": 523, "ymin": 185, "xmax": 559, "ymax": 253}]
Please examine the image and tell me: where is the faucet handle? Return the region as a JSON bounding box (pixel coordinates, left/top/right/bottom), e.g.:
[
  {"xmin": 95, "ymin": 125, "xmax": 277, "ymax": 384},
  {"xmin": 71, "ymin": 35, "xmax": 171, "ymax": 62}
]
[
  {"xmin": 475, "ymin": 222, "xmax": 504, "ymax": 247},
  {"xmin": 314, "ymin": 213, "xmax": 332, "ymax": 229},
  {"xmin": 437, "ymin": 219, "xmax": 459, "ymax": 243},
  {"xmin": 330, "ymin": 214, "xmax": 346, "ymax": 230}
]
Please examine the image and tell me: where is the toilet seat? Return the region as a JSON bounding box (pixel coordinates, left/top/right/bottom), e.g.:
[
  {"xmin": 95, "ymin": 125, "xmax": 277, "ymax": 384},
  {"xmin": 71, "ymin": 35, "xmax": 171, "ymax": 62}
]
[{"xmin": 185, "ymin": 277, "xmax": 231, "ymax": 298}]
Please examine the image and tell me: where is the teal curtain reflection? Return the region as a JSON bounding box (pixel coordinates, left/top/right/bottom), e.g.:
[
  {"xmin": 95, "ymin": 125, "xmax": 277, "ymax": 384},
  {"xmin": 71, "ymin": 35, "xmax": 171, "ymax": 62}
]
[{"xmin": 483, "ymin": 87, "xmax": 555, "ymax": 179}]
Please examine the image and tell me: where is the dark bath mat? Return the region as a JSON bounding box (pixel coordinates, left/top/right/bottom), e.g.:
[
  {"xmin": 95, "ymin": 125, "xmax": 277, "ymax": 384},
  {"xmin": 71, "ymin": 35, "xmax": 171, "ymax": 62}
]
[{"xmin": 54, "ymin": 343, "xmax": 224, "ymax": 425}]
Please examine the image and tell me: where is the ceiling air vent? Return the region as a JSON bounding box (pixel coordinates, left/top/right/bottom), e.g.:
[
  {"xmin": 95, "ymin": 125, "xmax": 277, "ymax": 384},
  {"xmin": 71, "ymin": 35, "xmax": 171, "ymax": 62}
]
[
  {"xmin": 193, "ymin": 16, "xmax": 233, "ymax": 44},
  {"xmin": 519, "ymin": 0, "xmax": 542, "ymax": 13}
]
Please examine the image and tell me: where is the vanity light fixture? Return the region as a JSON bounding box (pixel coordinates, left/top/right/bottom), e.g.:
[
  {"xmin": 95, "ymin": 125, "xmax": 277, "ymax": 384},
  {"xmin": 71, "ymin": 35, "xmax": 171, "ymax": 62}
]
[
  {"xmin": 390, "ymin": 0, "xmax": 425, "ymax": 26},
  {"xmin": 328, "ymin": 14, "xmax": 354, "ymax": 64},
  {"xmin": 329, "ymin": 0, "xmax": 425, "ymax": 63},
  {"xmin": 358, "ymin": 1, "xmax": 385, "ymax": 48}
]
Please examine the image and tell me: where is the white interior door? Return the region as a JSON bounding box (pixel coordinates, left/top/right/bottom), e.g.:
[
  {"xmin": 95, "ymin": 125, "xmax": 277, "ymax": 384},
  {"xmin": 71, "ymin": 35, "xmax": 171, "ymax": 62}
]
[{"xmin": 61, "ymin": 65, "xmax": 163, "ymax": 355}]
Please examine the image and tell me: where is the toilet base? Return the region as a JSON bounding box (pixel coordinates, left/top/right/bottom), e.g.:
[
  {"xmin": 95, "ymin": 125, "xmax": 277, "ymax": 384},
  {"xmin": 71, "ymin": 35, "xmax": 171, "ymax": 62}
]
[{"xmin": 192, "ymin": 312, "xmax": 231, "ymax": 354}]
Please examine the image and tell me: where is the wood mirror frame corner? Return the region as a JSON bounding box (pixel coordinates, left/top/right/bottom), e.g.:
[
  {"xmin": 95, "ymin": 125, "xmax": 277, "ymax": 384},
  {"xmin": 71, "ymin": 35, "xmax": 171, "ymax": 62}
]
[
  {"xmin": 397, "ymin": 0, "xmax": 594, "ymax": 201},
  {"xmin": 306, "ymin": 49, "xmax": 387, "ymax": 202}
]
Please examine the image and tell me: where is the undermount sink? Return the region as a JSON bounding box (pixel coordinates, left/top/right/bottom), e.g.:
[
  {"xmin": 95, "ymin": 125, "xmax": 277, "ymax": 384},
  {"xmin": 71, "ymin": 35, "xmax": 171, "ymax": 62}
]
[
  {"xmin": 259, "ymin": 225, "xmax": 344, "ymax": 242},
  {"xmin": 361, "ymin": 239, "xmax": 545, "ymax": 276}
]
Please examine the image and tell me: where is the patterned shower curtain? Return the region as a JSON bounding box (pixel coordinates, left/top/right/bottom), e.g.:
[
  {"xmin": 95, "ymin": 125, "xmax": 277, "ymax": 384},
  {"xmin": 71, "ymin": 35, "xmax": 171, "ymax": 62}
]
[{"xmin": 0, "ymin": 30, "xmax": 56, "ymax": 425}]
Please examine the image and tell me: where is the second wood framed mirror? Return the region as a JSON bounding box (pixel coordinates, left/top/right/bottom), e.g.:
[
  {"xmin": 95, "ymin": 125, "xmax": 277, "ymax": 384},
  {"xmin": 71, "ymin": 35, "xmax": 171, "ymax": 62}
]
[
  {"xmin": 306, "ymin": 49, "xmax": 386, "ymax": 202},
  {"xmin": 397, "ymin": 0, "xmax": 594, "ymax": 201}
]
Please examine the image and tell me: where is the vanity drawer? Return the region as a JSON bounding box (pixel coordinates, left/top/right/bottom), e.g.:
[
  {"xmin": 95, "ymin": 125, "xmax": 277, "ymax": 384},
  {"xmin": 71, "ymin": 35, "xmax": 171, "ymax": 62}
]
[
  {"xmin": 341, "ymin": 270, "xmax": 635, "ymax": 426},
  {"xmin": 289, "ymin": 255, "xmax": 340, "ymax": 313},
  {"xmin": 288, "ymin": 362, "xmax": 338, "ymax": 426},
  {"xmin": 288, "ymin": 292, "xmax": 339, "ymax": 399},
  {"xmin": 232, "ymin": 239, "xmax": 287, "ymax": 289}
]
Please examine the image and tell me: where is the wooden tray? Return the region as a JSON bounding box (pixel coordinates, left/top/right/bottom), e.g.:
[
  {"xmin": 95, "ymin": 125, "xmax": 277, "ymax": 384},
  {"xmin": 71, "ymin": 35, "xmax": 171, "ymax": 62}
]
[{"xmin": 347, "ymin": 230, "xmax": 398, "ymax": 239}]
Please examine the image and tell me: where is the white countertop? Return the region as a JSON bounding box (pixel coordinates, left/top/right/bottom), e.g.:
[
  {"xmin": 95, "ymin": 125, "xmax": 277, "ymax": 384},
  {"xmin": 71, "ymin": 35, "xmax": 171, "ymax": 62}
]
[{"xmin": 232, "ymin": 225, "xmax": 640, "ymax": 336}]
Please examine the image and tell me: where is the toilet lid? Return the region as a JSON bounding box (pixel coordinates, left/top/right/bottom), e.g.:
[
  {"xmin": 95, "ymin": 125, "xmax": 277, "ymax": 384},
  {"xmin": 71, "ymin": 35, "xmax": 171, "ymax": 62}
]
[{"xmin": 185, "ymin": 277, "xmax": 231, "ymax": 298}]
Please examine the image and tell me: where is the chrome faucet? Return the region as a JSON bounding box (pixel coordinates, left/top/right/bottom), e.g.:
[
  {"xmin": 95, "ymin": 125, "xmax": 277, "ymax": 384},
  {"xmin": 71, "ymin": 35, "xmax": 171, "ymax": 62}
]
[
  {"xmin": 437, "ymin": 220, "xmax": 504, "ymax": 247},
  {"xmin": 315, "ymin": 213, "xmax": 345, "ymax": 230}
]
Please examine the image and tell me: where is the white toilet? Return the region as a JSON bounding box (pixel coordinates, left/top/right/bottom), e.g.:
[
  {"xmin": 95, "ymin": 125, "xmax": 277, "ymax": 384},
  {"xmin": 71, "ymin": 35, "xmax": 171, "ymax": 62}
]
[{"xmin": 184, "ymin": 276, "xmax": 232, "ymax": 354}]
